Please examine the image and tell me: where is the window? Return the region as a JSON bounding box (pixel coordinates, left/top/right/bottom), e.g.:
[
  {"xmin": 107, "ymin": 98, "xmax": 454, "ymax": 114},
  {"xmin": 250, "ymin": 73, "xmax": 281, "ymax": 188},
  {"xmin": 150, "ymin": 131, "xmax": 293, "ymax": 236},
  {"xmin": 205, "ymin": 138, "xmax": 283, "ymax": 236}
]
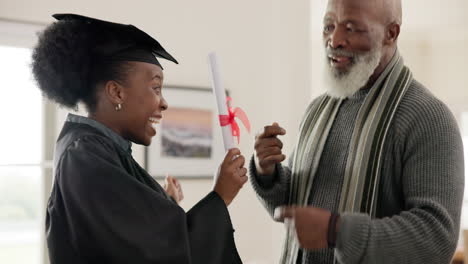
[
  {"xmin": 0, "ymin": 20, "xmax": 49, "ymax": 264},
  {"xmin": 0, "ymin": 46, "xmax": 43, "ymax": 264}
]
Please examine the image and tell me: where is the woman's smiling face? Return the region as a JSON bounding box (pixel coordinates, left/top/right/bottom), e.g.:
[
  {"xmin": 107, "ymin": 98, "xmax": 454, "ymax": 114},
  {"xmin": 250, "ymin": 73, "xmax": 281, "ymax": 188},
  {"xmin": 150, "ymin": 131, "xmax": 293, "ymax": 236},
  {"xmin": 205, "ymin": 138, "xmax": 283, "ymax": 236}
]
[{"xmin": 117, "ymin": 62, "xmax": 168, "ymax": 146}]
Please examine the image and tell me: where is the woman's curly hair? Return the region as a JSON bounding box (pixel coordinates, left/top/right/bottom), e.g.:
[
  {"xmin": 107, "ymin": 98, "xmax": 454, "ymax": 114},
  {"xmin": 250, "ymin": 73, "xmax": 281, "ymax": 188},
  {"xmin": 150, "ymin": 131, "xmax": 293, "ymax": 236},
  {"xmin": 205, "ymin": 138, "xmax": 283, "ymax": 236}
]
[{"xmin": 32, "ymin": 20, "xmax": 131, "ymax": 112}]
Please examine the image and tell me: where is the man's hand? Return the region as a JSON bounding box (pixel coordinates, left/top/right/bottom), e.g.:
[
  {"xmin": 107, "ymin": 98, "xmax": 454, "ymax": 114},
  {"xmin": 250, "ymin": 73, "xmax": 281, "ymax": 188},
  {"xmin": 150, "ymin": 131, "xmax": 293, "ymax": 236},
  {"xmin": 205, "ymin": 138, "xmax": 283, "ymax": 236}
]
[
  {"xmin": 274, "ymin": 206, "xmax": 334, "ymax": 249},
  {"xmin": 254, "ymin": 122, "xmax": 286, "ymax": 176}
]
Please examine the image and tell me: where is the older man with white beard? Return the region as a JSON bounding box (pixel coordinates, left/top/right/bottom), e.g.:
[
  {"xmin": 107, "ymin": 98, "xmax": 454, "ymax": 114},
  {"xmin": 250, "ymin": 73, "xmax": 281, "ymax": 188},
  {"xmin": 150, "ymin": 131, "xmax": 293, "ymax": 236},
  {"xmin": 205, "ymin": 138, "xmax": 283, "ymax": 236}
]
[{"xmin": 250, "ymin": 0, "xmax": 464, "ymax": 263}]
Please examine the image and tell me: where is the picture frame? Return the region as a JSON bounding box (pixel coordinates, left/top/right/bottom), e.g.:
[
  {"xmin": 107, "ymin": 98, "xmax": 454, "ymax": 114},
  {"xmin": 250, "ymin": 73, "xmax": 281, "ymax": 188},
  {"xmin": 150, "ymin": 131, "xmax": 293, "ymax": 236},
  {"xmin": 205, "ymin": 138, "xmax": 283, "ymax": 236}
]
[{"xmin": 145, "ymin": 85, "xmax": 225, "ymax": 179}]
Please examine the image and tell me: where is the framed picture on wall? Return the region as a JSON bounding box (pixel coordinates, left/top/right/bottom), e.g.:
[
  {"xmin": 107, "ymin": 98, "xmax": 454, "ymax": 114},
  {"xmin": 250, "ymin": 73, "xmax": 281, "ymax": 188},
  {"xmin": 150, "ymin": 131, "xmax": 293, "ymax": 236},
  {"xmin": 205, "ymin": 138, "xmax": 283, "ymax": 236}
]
[{"xmin": 145, "ymin": 85, "xmax": 225, "ymax": 179}]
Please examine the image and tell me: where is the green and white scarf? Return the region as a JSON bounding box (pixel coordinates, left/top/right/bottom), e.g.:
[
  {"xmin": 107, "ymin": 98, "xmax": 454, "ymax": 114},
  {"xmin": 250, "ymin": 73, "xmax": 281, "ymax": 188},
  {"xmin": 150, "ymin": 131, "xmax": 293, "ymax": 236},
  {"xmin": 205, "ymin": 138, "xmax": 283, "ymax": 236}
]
[{"xmin": 282, "ymin": 52, "xmax": 413, "ymax": 263}]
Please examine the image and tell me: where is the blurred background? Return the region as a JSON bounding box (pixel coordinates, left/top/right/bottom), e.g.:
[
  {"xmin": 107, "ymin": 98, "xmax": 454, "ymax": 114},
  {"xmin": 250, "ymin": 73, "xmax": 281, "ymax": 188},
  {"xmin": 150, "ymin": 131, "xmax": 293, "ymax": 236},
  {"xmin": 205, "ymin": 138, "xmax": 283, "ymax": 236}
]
[{"xmin": 0, "ymin": 0, "xmax": 467, "ymax": 263}]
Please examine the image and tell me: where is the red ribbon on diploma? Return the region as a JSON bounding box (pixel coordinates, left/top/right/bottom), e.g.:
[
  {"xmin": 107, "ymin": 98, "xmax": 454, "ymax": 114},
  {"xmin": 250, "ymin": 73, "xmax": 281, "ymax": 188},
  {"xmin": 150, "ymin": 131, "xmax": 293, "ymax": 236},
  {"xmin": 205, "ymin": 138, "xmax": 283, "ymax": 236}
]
[{"xmin": 218, "ymin": 97, "xmax": 251, "ymax": 144}]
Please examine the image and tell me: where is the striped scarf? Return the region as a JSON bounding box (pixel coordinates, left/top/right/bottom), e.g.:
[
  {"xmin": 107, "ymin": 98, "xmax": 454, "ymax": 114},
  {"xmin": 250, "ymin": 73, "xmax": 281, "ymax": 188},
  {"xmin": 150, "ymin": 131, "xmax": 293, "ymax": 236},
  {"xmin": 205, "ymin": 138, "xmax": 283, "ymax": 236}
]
[{"xmin": 282, "ymin": 52, "xmax": 413, "ymax": 263}]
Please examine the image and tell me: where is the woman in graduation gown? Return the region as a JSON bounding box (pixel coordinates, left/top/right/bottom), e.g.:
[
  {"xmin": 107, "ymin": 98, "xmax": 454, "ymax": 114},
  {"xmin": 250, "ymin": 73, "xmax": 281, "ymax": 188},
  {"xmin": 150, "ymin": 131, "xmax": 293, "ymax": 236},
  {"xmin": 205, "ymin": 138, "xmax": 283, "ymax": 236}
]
[{"xmin": 32, "ymin": 14, "xmax": 246, "ymax": 264}]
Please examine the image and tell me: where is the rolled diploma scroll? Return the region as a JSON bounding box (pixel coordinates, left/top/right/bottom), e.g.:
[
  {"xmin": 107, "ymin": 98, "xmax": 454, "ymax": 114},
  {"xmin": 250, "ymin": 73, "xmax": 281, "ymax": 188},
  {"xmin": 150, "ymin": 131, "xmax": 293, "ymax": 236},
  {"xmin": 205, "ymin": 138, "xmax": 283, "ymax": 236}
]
[
  {"xmin": 208, "ymin": 52, "xmax": 236, "ymax": 151},
  {"xmin": 208, "ymin": 52, "xmax": 236, "ymax": 184}
]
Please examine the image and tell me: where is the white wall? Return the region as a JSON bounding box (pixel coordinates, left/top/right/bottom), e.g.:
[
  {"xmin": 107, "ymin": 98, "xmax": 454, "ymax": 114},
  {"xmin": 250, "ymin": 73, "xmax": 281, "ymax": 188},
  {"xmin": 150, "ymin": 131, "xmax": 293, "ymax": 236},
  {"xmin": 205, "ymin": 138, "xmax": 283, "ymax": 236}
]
[{"xmin": 0, "ymin": 1, "xmax": 311, "ymax": 263}]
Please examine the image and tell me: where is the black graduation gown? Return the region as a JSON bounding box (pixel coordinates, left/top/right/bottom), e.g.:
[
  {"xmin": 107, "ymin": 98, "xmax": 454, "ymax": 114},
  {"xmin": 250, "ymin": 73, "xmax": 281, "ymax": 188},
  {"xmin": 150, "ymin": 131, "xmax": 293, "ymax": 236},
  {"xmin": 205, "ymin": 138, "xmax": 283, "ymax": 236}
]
[{"xmin": 46, "ymin": 121, "xmax": 242, "ymax": 264}]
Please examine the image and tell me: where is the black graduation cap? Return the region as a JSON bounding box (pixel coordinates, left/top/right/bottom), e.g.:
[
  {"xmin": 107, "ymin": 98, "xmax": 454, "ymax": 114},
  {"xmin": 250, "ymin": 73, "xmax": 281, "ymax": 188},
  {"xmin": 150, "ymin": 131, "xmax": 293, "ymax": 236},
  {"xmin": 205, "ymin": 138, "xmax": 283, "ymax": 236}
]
[{"xmin": 52, "ymin": 13, "xmax": 178, "ymax": 69}]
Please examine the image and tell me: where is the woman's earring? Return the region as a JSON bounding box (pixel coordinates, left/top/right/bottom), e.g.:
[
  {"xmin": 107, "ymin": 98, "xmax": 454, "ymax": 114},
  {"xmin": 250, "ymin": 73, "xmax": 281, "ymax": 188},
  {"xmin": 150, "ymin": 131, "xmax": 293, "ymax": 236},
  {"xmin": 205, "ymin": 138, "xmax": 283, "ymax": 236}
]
[{"xmin": 115, "ymin": 103, "xmax": 122, "ymax": 111}]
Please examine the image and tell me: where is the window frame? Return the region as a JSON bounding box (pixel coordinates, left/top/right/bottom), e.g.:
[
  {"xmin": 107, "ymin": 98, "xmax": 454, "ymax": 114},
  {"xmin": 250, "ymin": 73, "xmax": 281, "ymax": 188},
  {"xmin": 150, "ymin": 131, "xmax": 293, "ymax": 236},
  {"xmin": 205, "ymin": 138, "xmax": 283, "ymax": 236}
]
[{"xmin": 0, "ymin": 18, "xmax": 53, "ymax": 264}]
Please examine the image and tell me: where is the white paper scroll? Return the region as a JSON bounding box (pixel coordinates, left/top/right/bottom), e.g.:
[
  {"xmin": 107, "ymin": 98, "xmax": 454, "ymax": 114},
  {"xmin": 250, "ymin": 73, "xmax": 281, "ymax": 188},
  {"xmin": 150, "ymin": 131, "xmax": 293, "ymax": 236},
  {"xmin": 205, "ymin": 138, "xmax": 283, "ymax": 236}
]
[{"xmin": 208, "ymin": 52, "xmax": 236, "ymax": 151}]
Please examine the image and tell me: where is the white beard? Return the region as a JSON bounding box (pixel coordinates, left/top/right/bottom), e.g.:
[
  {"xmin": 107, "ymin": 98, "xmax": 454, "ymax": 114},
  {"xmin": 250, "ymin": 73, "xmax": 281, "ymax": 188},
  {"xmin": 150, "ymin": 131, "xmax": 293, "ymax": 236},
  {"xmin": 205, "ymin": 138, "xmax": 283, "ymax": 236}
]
[{"xmin": 324, "ymin": 47, "xmax": 382, "ymax": 99}]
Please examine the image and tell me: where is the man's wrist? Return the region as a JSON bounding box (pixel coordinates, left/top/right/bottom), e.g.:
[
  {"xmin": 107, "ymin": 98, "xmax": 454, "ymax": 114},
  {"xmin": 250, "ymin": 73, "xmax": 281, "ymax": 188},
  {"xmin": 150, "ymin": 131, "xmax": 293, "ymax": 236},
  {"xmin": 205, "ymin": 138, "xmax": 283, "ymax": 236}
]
[
  {"xmin": 255, "ymin": 166, "xmax": 277, "ymax": 187},
  {"xmin": 327, "ymin": 212, "xmax": 340, "ymax": 248}
]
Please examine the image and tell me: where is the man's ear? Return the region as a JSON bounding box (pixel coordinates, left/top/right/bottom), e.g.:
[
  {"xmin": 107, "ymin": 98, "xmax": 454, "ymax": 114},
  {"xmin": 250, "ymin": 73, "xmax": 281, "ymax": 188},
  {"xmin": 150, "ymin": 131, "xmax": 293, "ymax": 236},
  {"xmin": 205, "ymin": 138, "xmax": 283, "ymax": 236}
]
[
  {"xmin": 104, "ymin": 80, "xmax": 125, "ymax": 105},
  {"xmin": 384, "ymin": 23, "xmax": 400, "ymax": 45}
]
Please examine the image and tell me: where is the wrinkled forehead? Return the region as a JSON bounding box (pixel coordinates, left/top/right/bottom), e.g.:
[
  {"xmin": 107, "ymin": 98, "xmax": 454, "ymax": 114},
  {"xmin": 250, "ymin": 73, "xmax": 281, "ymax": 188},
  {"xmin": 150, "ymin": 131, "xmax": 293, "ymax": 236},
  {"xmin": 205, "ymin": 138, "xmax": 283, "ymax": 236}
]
[{"xmin": 325, "ymin": 0, "xmax": 384, "ymax": 23}]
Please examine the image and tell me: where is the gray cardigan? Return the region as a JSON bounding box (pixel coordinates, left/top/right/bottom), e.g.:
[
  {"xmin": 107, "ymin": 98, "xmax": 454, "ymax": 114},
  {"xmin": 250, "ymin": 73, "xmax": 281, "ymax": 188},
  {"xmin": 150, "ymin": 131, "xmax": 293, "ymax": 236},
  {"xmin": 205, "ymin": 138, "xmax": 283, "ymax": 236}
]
[{"xmin": 250, "ymin": 80, "xmax": 464, "ymax": 264}]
